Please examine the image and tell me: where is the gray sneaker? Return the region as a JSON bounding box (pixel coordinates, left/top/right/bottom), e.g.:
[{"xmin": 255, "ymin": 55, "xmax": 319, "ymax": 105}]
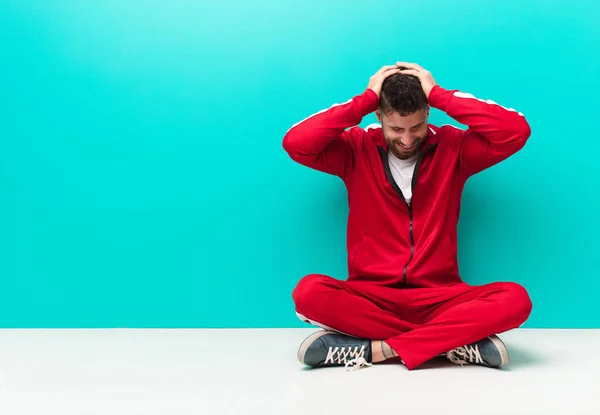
[
  {"xmin": 446, "ymin": 334, "xmax": 509, "ymax": 368},
  {"xmin": 297, "ymin": 330, "xmax": 372, "ymax": 370}
]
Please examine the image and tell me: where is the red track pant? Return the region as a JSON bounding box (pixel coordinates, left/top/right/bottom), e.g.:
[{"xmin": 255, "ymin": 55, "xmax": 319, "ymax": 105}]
[{"xmin": 292, "ymin": 274, "xmax": 533, "ymax": 370}]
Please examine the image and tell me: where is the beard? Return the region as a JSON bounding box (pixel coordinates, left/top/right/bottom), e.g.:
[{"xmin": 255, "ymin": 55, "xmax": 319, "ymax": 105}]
[{"xmin": 386, "ymin": 135, "xmax": 427, "ymax": 160}]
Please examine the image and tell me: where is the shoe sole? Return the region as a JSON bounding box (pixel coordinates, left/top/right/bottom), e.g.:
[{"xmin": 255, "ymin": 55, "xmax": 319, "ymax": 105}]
[
  {"xmin": 297, "ymin": 330, "xmax": 332, "ymax": 365},
  {"xmin": 489, "ymin": 334, "xmax": 509, "ymax": 367}
]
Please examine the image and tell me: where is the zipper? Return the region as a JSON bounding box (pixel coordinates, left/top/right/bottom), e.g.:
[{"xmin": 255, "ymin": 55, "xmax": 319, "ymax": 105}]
[
  {"xmin": 378, "ymin": 144, "xmax": 437, "ymax": 286},
  {"xmin": 402, "ymin": 202, "xmax": 414, "ymax": 285}
]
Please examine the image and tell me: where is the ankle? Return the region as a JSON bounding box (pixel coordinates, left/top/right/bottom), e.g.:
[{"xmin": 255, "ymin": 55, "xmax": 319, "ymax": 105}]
[
  {"xmin": 371, "ymin": 340, "xmax": 399, "ymax": 363},
  {"xmin": 381, "ymin": 341, "xmax": 399, "ymax": 360},
  {"xmin": 371, "ymin": 340, "xmax": 385, "ymax": 363}
]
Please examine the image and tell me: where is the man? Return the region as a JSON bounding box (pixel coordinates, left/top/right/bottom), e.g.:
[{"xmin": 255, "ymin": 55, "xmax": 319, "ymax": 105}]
[{"xmin": 282, "ymin": 62, "xmax": 533, "ymax": 371}]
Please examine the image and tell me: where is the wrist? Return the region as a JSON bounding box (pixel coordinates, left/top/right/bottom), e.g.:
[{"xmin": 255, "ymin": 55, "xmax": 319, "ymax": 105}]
[
  {"xmin": 363, "ymin": 88, "xmax": 380, "ymax": 113},
  {"xmin": 426, "ymin": 84, "xmax": 450, "ymax": 109},
  {"xmin": 427, "ymin": 84, "xmax": 439, "ymax": 99}
]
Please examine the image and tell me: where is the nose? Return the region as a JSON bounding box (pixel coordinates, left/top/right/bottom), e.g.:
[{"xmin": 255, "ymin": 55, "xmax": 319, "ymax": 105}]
[{"xmin": 400, "ymin": 136, "xmax": 416, "ymax": 145}]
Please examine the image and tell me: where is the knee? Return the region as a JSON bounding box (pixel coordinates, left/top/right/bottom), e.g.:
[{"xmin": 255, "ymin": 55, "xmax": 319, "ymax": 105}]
[
  {"xmin": 292, "ymin": 274, "xmax": 334, "ymax": 312},
  {"xmin": 497, "ymin": 282, "xmax": 533, "ymax": 325}
]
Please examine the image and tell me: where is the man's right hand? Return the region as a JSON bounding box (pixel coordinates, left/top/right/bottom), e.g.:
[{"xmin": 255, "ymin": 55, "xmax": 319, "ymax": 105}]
[{"xmin": 367, "ymin": 65, "xmax": 402, "ymax": 98}]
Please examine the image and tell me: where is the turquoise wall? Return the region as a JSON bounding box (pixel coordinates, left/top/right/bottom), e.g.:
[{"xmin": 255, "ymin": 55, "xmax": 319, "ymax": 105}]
[{"xmin": 0, "ymin": 1, "xmax": 598, "ymax": 328}]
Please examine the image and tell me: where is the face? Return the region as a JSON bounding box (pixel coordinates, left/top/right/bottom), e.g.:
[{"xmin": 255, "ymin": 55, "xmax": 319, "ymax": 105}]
[{"xmin": 376, "ymin": 108, "xmax": 429, "ymax": 159}]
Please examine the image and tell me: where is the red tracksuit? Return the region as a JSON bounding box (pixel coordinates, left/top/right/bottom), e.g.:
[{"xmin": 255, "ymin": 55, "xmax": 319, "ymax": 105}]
[{"xmin": 282, "ymin": 84, "xmax": 533, "ymax": 370}]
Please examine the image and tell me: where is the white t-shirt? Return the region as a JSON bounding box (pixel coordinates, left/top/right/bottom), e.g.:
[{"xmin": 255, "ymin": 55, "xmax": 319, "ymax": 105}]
[{"xmin": 388, "ymin": 151, "xmax": 418, "ymax": 203}]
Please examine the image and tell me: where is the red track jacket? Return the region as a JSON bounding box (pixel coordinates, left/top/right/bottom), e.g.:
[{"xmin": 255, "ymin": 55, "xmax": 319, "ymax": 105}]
[{"xmin": 283, "ymin": 85, "xmax": 531, "ymax": 288}]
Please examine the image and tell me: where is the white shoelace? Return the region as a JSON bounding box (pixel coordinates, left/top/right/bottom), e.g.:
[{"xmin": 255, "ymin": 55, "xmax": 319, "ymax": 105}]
[
  {"xmin": 324, "ymin": 345, "xmax": 372, "ymax": 371},
  {"xmin": 446, "ymin": 344, "xmax": 483, "ymax": 366},
  {"xmin": 345, "ymin": 356, "xmax": 372, "ymax": 371}
]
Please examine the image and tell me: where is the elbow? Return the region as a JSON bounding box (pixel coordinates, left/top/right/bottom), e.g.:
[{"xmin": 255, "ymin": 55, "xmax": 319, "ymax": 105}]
[
  {"xmin": 515, "ymin": 116, "xmax": 532, "ymax": 148},
  {"xmin": 282, "ymin": 131, "xmax": 295, "ymax": 157},
  {"xmin": 282, "ymin": 127, "xmax": 304, "ymax": 158},
  {"xmin": 282, "ymin": 131, "xmax": 293, "ymax": 154}
]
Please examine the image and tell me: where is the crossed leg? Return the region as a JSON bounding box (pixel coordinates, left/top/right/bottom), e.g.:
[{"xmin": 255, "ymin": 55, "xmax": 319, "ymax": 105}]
[{"xmin": 292, "ymin": 274, "xmax": 532, "ymax": 370}]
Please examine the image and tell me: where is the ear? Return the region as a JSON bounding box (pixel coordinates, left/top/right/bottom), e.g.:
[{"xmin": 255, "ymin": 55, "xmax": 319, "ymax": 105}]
[{"xmin": 375, "ymin": 109, "xmax": 381, "ymax": 123}]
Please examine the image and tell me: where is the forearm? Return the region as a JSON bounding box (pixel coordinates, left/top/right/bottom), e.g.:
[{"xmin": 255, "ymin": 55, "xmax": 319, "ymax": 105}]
[
  {"xmin": 427, "ymin": 85, "xmax": 531, "ymax": 145},
  {"xmin": 282, "ymin": 88, "xmax": 379, "ymax": 157}
]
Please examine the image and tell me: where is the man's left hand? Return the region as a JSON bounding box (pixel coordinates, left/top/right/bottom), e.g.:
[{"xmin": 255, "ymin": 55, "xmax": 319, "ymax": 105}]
[{"xmin": 395, "ymin": 62, "xmax": 437, "ymax": 99}]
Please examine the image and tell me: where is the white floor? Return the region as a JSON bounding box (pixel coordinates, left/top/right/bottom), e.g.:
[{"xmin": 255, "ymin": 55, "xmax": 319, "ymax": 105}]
[{"xmin": 0, "ymin": 329, "xmax": 598, "ymax": 414}]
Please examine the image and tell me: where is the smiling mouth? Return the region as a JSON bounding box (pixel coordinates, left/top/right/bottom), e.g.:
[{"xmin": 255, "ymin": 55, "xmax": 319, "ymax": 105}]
[{"xmin": 397, "ymin": 141, "xmax": 416, "ymax": 150}]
